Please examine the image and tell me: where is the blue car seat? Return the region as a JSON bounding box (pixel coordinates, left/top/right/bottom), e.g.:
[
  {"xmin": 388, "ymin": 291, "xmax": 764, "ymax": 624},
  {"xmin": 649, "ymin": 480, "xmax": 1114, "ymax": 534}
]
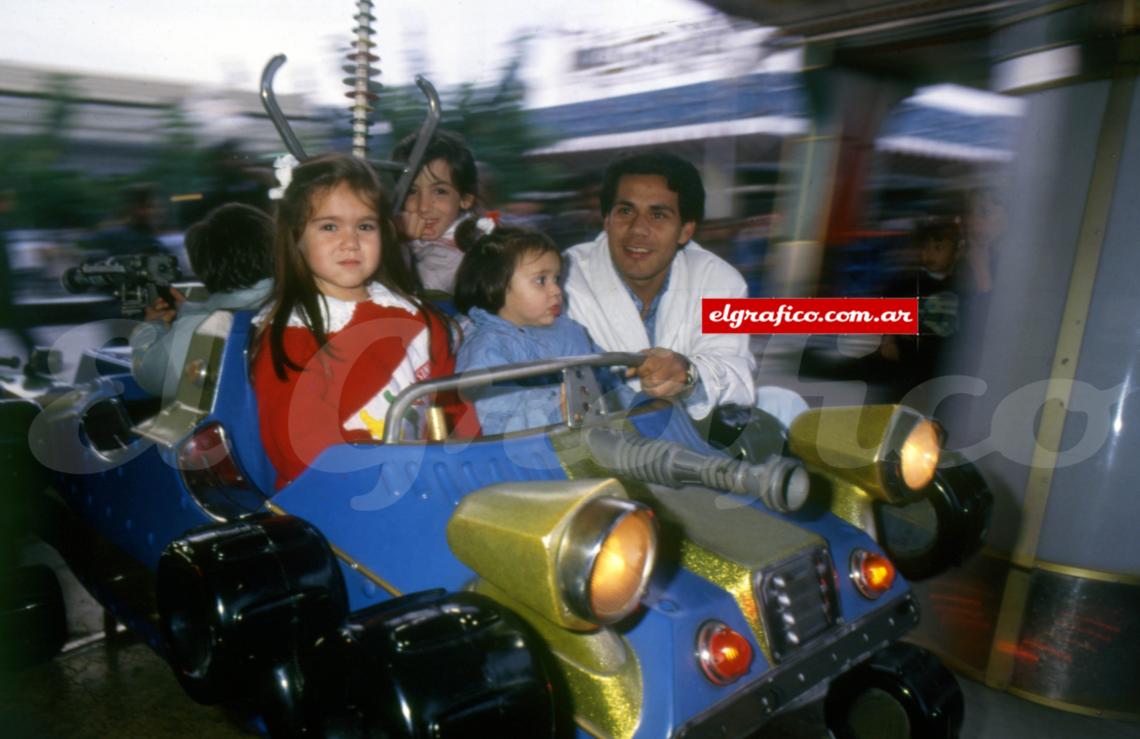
[{"xmin": 209, "ymin": 310, "xmax": 277, "ymax": 494}]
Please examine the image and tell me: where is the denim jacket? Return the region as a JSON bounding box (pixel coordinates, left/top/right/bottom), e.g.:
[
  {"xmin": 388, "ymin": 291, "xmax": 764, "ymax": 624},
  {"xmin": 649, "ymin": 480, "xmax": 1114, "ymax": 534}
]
[{"xmin": 456, "ymin": 308, "xmax": 614, "ymax": 434}]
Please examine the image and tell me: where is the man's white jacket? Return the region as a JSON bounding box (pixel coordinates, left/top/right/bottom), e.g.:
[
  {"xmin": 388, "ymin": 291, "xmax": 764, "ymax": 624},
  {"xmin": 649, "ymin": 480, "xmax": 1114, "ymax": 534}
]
[{"xmin": 564, "ymin": 233, "xmax": 755, "ymax": 419}]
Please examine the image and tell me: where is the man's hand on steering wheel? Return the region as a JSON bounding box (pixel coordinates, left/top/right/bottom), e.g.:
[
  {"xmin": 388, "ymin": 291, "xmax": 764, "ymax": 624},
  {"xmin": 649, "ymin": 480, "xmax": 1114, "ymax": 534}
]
[{"xmin": 626, "ymin": 347, "xmax": 694, "ymax": 399}]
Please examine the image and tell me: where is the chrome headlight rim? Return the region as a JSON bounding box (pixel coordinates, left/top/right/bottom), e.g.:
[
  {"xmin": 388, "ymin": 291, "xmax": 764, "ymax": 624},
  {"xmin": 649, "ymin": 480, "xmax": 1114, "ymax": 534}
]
[{"xmin": 557, "ymin": 496, "xmax": 658, "ymax": 625}]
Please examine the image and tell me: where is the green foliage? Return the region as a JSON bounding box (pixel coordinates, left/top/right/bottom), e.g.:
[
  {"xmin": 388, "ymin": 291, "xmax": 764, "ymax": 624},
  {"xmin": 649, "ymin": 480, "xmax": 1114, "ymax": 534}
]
[
  {"xmin": 375, "ymin": 35, "xmax": 558, "ymax": 203},
  {"xmin": 141, "ymin": 105, "xmax": 208, "ymax": 200},
  {"xmin": 1, "ymin": 35, "xmax": 558, "ymax": 229},
  {"xmin": 0, "ymin": 75, "xmax": 112, "ymax": 228}
]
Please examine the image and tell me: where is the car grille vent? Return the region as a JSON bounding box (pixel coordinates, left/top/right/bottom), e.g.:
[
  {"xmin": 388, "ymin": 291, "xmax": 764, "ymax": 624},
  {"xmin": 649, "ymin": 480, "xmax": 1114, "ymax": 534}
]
[{"xmin": 758, "ymin": 548, "xmax": 839, "ymax": 662}]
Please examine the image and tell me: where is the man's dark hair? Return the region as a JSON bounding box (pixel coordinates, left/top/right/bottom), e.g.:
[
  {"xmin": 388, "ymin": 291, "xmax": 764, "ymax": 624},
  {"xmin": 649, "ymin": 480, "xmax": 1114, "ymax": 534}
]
[
  {"xmin": 184, "ymin": 203, "xmax": 274, "ymax": 293},
  {"xmin": 599, "ymin": 151, "xmax": 705, "ymax": 225},
  {"xmin": 390, "ymin": 129, "xmax": 479, "ymax": 201}
]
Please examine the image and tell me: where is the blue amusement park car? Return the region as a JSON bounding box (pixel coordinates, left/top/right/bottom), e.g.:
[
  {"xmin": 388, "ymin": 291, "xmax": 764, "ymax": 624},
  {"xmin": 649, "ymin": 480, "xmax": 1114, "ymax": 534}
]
[{"xmin": 0, "ymin": 304, "xmax": 991, "ymax": 739}]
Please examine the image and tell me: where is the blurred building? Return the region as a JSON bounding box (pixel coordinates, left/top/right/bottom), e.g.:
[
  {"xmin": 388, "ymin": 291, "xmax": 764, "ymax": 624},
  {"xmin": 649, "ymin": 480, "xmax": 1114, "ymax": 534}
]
[
  {"xmin": 523, "ymin": 15, "xmax": 1021, "ymax": 222},
  {"xmin": 1, "ymin": 18, "xmax": 1021, "ymax": 219},
  {"xmin": 0, "ymin": 60, "xmax": 335, "ymax": 177}
]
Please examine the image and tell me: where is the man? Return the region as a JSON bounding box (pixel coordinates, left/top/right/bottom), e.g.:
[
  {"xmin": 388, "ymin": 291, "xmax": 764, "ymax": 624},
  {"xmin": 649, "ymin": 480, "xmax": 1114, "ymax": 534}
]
[
  {"xmin": 130, "ymin": 203, "xmax": 274, "ymax": 400},
  {"xmin": 87, "ymin": 184, "xmax": 168, "ymax": 257},
  {"xmin": 564, "ymin": 151, "xmax": 754, "ymax": 420}
]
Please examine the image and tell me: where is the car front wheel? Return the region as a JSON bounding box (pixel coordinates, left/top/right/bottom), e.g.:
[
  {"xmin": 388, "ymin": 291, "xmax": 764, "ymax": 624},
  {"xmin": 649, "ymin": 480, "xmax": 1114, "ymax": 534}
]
[{"xmin": 824, "ymin": 643, "xmax": 964, "ymax": 739}]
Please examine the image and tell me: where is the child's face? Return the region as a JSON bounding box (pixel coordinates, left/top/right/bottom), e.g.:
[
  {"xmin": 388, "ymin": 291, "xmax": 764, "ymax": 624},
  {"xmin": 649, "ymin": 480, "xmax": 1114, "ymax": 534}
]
[
  {"xmin": 403, "ymin": 159, "xmax": 474, "ymax": 240},
  {"xmin": 921, "ymin": 237, "xmax": 958, "ymax": 275},
  {"xmin": 499, "ymin": 250, "xmax": 563, "ymax": 328},
  {"xmin": 301, "ymin": 183, "xmax": 381, "ymax": 301}
]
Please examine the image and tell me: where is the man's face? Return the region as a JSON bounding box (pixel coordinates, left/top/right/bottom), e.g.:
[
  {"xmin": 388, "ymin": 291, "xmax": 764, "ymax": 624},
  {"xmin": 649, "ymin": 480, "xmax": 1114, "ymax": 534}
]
[{"xmin": 603, "ymin": 174, "xmax": 696, "ymax": 296}]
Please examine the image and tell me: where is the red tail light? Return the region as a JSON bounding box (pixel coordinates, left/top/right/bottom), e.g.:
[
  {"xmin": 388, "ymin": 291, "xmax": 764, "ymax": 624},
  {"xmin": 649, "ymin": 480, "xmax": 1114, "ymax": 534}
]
[
  {"xmin": 696, "ymin": 621, "xmax": 754, "ymax": 685},
  {"xmin": 177, "ymin": 422, "xmax": 251, "ymax": 492}
]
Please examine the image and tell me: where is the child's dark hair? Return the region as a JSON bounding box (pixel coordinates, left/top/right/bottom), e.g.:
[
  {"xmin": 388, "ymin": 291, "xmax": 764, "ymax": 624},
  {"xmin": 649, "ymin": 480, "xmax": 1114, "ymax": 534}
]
[
  {"xmin": 914, "ymin": 216, "xmax": 963, "ymax": 250},
  {"xmin": 185, "ymin": 203, "xmax": 274, "ymax": 293},
  {"xmin": 454, "ymin": 225, "xmax": 560, "ymax": 315},
  {"xmin": 260, "ymin": 153, "xmax": 449, "ymax": 379},
  {"xmin": 390, "ymin": 129, "xmax": 479, "ymax": 201}
]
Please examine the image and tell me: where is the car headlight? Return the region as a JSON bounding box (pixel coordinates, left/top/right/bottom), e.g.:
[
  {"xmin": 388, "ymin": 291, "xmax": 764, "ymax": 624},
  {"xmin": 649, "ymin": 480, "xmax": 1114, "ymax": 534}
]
[
  {"xmin": 559, "ymin": 497, "xmax": 657, "ymax": 624},
  {"xmin": 787, "ymin": 405, "xmax": 943, "ymax": 503},
  {"xmin": 447, "ymin": 478, "xmax": 657, "ymax": 630},
  {"xmin": 899, "ymin": 418, "xmax": 940, "ymax": 491}
]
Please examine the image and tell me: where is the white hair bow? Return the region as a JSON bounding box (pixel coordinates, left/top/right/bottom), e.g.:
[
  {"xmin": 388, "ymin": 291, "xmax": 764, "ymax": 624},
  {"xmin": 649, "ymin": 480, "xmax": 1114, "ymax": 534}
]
[
  {"xmin": 475, "ymin": 210, "xmax": 500, "ymax": 236},
  {"xmin": 268, "ymin": 154, "xmax": 300, "ymax": 201}
]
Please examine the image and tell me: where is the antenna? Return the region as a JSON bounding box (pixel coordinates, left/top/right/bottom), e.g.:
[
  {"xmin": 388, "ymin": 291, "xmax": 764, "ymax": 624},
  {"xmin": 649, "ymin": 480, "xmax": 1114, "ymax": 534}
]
[{"xmin": 344, "ymin": 0, "xmax": 381, "ymax": 159}]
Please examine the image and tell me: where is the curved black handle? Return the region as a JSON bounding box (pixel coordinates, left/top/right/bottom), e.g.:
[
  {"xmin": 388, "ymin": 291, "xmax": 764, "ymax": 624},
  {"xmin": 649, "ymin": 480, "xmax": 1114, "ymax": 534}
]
[
  {"xmin": 259, "ymin": 54, "xmax": 309, "ymax": 162},
  {"xmin": 390, "ymin": 75, "xmax": 442, "ymax": 212}
]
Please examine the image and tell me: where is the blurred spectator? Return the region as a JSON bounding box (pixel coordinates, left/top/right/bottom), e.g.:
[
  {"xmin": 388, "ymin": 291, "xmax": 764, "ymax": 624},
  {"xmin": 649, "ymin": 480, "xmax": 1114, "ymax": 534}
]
[
  {"xmin": 962, "ymin": 187, "xmax": 1007, "ymax": 296},
  {"xmin": 501, "ymin": 199, "xmax": 550, "ymax": 232},
  {"xmin": 130, "ymin": 203, "xmax": 273, "ymax": 400},
  {"xmin": 696, "ymin": 218, "xmax": 739, "ymax": 259},
  {"xmin": 546, "ymin": 184, "xmax": 603, "ymax": 249},
  {"xmin": 0, "ymin": 190, "xmax": 35, "ymax": 358},
  {"xmin": 879, "ymin": 216, "xmax": 964, "ymax": 403},
  {"xmin": 183, "ymin": 141, "xmax": 273, "ymax": 224},
  {"xmin": 731, "ymin": 215, "xmax": 771, "ymax": 297},
  {"xmin": 85, "ymin": 183, "xmax": 168, "ymax": 257}
]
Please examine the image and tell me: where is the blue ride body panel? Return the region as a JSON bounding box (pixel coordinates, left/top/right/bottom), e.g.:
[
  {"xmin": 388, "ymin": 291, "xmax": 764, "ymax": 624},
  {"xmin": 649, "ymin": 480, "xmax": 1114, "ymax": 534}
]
[
  {"xmin": 630, "ymin": 568, "xmax": 772, "ymax": 737},
  {"xmin": 210, "ymin": 310, "xmax": 279, "ymax": 493},
  {"xmin": 54, "ymin": 445, "xmax": 214, "ymax": 572},
  {"xmin": 272, "ymin": 432, "xmax": 570, "ymax": 611}
]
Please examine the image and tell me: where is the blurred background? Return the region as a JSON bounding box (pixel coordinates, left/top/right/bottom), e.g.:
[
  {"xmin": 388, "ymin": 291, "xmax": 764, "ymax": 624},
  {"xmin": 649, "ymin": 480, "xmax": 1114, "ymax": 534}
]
[
  {"xmin": 0, "ymin": 0, "xmax": 1015, "ymax": 304},
  {"xmin": 2, "ymin": 0, "xmax": 1139, "ymax": 736}
]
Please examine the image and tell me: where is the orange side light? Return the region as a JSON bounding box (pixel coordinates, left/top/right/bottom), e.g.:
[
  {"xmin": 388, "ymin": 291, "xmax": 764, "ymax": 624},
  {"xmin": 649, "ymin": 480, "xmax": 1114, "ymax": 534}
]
[
  {"xmin": 697, "ymin": 622, "xmax": 754, "ymax": 685},
  {"xmin": 851, "ymin": 550, "xmax": 896, "ymax": 599}
]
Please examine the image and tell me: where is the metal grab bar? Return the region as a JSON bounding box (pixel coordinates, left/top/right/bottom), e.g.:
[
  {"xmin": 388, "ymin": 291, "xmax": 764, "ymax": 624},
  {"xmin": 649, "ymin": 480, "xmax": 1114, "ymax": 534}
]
[
  {"xmin": 260, "ymin": 52, "xmax": 441, "ymax": 218},
  {"xmin": 259, "ymin": 55, "xmax": 309, "ymax": 162},
  {"xmin": 390, "ymin": 75, "xmax": 442, "ymax": 212},
  {"xmin": 382, "ymin": 352, "xmax": 645, "ymax": 443}
]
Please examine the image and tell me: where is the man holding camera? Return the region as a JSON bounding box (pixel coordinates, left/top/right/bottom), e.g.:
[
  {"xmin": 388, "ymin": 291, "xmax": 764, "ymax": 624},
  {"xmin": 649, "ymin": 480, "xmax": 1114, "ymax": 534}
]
[{"xmin": 130, "ymin": 204, "xmax": 274, "ymax": 399}]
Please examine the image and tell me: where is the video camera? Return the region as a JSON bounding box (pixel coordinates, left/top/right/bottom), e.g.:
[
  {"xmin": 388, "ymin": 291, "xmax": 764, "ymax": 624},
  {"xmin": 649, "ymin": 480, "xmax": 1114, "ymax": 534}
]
[{"xmin": 62, "ymin": 253, "xmax": 182, "ymax": 317}]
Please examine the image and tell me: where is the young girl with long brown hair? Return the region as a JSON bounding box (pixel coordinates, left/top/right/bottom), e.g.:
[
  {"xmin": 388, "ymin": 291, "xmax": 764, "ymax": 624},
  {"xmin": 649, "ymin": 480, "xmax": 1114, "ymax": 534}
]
[{"xmin": 252, "ymin": 153, "xmax": 473, "ymax": 488}]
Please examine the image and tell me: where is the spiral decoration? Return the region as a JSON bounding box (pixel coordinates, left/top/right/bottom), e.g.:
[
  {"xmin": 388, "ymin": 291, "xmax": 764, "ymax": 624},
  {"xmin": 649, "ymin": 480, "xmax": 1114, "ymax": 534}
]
[{"xmin": 345, "ymin": 0, "xmax": 381, "ymax": 159}]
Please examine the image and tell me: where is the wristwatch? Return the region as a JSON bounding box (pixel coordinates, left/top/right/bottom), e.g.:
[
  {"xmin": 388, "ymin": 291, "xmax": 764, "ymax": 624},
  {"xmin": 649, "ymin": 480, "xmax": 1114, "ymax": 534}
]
[{"xmin": 683, "ymin": 360, "xmax": 698, "ymax": 389}]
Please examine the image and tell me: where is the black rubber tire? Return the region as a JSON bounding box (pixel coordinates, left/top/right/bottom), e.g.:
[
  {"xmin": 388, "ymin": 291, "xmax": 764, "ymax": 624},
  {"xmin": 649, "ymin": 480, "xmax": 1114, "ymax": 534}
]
[
  {"xmin": 296, "ymin": 589, "xmax": 558, "ymax": 739},
  {"xmin": 156, "ymin": 513, "xmax": 348, "ymax": 707},
  {"xmin": 0, "ymin": 564, "xmax": 67, "ymax": 669},
  {"xmin": 824, "ymin": 642, "xmax": 964, "ymax": 739},
  {"xmin": 878, "ymin": 459, "xmax": 993, "ymax": 581}
]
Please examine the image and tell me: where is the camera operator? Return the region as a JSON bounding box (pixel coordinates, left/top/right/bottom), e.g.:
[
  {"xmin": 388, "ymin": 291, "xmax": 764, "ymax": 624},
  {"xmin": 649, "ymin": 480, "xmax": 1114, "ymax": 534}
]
[{"xmin": 130, "ymin": 204, "xmax": 274, "ymax": 399}]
